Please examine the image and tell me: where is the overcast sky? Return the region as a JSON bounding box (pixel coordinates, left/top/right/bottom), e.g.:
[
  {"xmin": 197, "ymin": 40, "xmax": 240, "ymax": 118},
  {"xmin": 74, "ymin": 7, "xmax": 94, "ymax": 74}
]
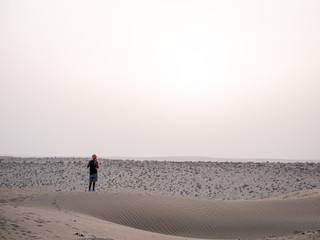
[{"xmin": 1, "ymin": 0, "xmax": 319, "ymax": 160}]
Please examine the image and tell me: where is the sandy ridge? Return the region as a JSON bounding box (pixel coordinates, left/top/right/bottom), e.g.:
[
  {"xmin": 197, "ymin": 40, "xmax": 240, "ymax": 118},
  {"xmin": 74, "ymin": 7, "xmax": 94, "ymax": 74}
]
[{"xmin": 18, "ymin": 189, "xmax": 320, "ymax": 239}]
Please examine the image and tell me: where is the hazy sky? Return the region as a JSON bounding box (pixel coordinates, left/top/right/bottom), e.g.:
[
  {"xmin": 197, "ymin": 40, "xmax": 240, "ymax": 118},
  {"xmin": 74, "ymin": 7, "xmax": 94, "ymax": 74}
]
[{"xmin": 1, "ymin": 0, "xmax": 319, "ymax": 159}]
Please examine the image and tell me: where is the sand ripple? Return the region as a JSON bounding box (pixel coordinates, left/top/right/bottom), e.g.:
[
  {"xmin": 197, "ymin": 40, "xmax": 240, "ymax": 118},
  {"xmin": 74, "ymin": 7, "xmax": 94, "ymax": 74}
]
[{"xmin": 27, "ymin": 190, "xmax": 320, "ymax": 239}]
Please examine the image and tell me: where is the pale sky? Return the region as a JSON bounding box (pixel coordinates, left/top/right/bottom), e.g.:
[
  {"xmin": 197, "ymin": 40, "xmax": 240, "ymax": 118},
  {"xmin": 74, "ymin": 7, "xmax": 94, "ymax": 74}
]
[{"xmin": 1, "ymin": 0, "xmax": 319, "ymax": 160}]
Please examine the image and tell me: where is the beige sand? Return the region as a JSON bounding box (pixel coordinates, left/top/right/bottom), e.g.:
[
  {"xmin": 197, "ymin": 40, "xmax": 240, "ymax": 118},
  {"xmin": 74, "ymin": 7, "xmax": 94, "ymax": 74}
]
[{"xmin": 1, "ymin": 188, "xmax": 320, "ymax": 240}]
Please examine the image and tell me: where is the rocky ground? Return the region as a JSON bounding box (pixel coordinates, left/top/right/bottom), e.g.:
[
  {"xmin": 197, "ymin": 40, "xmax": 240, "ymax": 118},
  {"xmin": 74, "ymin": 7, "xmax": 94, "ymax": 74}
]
[{"xmin": 1, "ymin": 156, "xmax": 320, "ymax": 200}]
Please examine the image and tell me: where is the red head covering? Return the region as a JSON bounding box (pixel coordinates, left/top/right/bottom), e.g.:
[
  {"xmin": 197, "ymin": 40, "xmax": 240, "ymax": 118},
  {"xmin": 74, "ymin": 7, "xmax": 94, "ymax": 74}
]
[{"xmin": 92, "ymin": 154, "xmax": 97, "ymax": 159}]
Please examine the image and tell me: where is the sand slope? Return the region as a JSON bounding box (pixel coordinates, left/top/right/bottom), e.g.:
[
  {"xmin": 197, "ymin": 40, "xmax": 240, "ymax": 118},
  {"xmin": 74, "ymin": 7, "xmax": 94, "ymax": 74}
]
[{"xmin": 2, "ymin": 188, "xmax": 320, "ymax": 240}]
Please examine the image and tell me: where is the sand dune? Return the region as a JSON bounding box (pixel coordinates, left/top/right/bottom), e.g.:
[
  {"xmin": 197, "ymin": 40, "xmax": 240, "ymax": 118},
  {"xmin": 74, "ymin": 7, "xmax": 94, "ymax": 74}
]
[
  {"xmin": 2, "ymin": 188, "xmax": 320, "ymax": 240},
  {"xmin": 1, "ymin": 158, "xmax": 320, "ymax": 239}
]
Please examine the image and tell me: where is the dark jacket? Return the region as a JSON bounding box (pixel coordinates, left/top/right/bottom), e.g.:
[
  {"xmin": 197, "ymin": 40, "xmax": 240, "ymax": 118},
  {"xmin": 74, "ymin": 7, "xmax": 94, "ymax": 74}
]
[{"xmin": 88, "ymin": 159, "xmax": 98, "ymax": 175}]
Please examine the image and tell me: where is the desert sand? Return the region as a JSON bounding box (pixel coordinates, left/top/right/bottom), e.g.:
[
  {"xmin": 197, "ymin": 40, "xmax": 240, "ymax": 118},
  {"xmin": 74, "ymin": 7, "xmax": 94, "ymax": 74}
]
[{"xmin": 1, "ymin": 156, "xmax": 320, "ymax": 239}]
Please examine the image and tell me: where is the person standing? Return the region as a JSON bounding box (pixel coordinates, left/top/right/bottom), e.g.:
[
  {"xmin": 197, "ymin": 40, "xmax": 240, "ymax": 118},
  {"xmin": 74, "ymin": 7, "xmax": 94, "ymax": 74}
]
[{"xmin": 87, "ymin": 154, "xmax": 99, "ymax": 192}]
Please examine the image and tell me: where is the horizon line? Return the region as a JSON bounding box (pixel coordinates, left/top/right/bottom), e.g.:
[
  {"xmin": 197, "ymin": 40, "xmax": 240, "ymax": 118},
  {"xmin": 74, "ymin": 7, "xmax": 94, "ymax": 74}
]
[{"xmin": 1, "ymin": 154, "xmax": 319, "ymax": 162}]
